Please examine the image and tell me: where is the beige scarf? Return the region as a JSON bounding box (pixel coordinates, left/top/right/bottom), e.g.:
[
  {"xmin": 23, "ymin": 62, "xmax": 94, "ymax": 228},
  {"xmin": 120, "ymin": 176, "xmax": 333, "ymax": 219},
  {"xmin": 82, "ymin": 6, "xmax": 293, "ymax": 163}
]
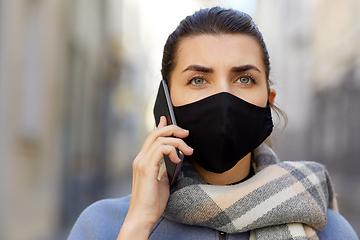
[{"xmin": 163, "ymin": 144, "xmax": 338, "ymax": 240}]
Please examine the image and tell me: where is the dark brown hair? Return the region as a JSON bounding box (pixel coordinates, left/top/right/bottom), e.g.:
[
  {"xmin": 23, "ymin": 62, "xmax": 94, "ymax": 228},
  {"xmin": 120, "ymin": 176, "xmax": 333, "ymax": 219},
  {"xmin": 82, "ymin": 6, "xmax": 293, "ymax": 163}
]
[
  {"xmin": 162, "ymin": 7, "xmax": 270, "ymax": 85},
  {"xmin": 161, "ymin": 6, "xmax": 287, "ymax": 127}
]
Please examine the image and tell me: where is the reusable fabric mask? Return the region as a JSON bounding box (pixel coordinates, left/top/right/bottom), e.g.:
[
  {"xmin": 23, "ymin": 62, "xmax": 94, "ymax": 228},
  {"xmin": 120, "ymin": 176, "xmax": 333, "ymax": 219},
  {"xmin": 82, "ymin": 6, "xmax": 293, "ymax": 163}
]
[{"xmin": 173, "ymin": 92, "xmax": 273, "ymax": 173}]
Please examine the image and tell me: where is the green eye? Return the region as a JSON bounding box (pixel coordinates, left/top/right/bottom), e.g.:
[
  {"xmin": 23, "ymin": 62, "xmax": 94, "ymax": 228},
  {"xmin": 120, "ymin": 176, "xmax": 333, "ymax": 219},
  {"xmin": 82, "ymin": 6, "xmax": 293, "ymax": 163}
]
[
  {"xmin": 239, "ymin": 76, "xmax": 250, "ymax": 84},
  {"xmin": 193, "ymin": 78, "xmax": 205, "ymax": 85}
]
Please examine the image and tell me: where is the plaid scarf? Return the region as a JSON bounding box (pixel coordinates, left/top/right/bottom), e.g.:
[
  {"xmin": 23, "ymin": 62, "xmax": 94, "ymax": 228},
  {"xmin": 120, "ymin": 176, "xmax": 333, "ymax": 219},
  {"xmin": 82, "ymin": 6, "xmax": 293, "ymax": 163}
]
[{"xmin": 163, "ymin": 143, "xmax": 338, "ymax": 240}]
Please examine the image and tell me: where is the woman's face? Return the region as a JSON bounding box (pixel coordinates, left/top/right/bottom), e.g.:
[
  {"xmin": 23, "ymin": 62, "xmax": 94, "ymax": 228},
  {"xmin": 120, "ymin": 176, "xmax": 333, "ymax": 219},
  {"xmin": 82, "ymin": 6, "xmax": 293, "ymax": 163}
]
[{"xmin": 169, "ymin": 34, "xmax": 270, "ymax": 107}]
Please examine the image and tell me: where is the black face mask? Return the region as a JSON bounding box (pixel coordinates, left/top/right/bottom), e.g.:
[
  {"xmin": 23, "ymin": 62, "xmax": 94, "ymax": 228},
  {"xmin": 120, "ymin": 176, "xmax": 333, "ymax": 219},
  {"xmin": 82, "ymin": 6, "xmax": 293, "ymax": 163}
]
[{"xmin": 173, "ymin": 92, "xmax": 273, "ymax": 173}]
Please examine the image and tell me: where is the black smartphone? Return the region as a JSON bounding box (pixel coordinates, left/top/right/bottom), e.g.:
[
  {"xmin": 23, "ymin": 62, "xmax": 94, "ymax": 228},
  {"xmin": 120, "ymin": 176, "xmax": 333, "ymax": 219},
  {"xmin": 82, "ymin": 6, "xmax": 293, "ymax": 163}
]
[{"xmin": 153, "ymin": 80, "xmax": 184, "ymax": 185}]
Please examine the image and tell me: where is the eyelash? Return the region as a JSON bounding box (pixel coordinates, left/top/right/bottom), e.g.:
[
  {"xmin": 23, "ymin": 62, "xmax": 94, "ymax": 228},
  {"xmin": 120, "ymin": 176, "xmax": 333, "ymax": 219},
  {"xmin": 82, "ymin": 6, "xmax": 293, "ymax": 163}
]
[
  {"xmin": 186, "ymin": 74, "xmax": 256, "ymax": 86},
  {"xmin": 237, "ymin": 74, "xmax": 256, "ymax": 85},
  {"xmin": 186, "ymin": 75, "xmax": 207, "ymax": 87}
]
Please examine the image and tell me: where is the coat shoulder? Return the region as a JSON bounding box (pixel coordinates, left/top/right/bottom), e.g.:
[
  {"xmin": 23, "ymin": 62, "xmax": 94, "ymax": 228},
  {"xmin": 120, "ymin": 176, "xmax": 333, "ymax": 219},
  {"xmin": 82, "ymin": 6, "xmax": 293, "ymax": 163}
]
[
  {"xmin": 67, "ymin": 195, "xmax": 131, "ymax": 240},
  {"xmin": 317, "ymin": 209, "xmax": 358, "ymax": 240}
]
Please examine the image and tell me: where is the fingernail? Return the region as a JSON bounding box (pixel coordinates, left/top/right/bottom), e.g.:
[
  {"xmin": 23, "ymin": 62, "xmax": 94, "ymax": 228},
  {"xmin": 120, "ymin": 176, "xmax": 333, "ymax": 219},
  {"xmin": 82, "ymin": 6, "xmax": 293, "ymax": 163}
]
[
  {"xmin": 188, "ymin": 146, "xmax": 194, "ymax": 151},
  {"xmin": 183, "ymin": 129, "xmax": 189, "ymax": 133}
]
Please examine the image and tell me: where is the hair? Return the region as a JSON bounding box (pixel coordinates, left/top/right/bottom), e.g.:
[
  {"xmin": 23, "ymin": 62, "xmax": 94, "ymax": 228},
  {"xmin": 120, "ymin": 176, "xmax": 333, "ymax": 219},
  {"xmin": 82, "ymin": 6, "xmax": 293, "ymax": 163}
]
[
  {"xmin": 161, "ymin": 6, "xmax": 287, "ymax": 129},
  {"xmin": 162, "ymin": 7, "xmax": 269, "ymax": 83}
]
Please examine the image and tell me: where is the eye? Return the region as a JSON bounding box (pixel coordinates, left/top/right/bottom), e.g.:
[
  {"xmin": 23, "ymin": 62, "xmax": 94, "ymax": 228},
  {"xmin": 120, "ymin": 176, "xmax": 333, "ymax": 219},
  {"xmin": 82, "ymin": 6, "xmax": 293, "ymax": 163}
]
[
  {"xmin": 236, "ymin": 75, "xmax": 255, "ymax": 85},
  {"xmin": 188, "ymin": 76, "xmax": 206, "ymax": 86},
  {"xmin": 239, "ymin": 76, "xmax": 250, "ymax": 84},
  {"xmin": 192, "ymin": 78, "xmax": 205, "ymax": 85}
]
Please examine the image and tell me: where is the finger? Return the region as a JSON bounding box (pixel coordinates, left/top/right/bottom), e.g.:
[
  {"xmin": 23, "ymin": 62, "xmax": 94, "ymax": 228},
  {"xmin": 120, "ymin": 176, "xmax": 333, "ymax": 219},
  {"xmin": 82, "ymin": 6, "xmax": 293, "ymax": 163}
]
[
  {"xmin": 133, "ymin": 144, "xmax": 180, "ymax": 181},
  {"xmin": 142, "ymin": 136, "xmax": 193, "ymax": 168},
  {"xmin": 154, "ymin": 125, "xmax": 189, "ymax": 140},
  {"xmin": 134, "ymin": 137, "xmax": 192, "ymax": 176},
  {"xmin": 141, "ymin": 125, "xmax": 189, "ymax": 153},
  {"xmin": 150, "ymin": 145, "xmax": 182, "ymax": 165},
  {"xmin": 149, "ymin": 137, "xmax": 193, "ymax": 158},
  {"xmin": 157, "ymin": 116, "xmax": 167, "ymax": 129}
]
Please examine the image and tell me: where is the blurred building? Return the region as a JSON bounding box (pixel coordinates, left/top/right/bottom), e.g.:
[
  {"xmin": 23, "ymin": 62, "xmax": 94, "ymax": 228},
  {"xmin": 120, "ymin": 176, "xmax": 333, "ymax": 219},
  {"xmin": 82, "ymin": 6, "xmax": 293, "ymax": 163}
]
[
  {"xmin": 0, "ymin": 1, "xmax": 69, "ymax": 239},
  {"xmin": 0, "ymin": 0, "xmax": 121, "ymax": 239},
  {"xmin": 310, "ymin": 0, "xmax": 360, "ymax": 232},
  {"xmin": 257, "ymin": 0, "xmax": 360, "ymax": 234}
]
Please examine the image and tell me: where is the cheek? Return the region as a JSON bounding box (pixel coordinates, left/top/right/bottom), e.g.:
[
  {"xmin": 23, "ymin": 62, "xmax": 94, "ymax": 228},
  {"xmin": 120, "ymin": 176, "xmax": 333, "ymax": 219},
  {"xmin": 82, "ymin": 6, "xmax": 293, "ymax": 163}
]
[
  {"xmin": 170, "ymin": 89, "xmax": 200, "ymax": 107},
  {"xmin": 170, "ymin": 91, "xmax": 183, "ymax": 106},
  {"xmin": 235, "ymin": 88, "xmax": 268, "ymax": 108},
  {"xmin": 170, "ymin": 86, "xmax": 187, "ymax": 107},
  {"xmin": 253, "ymin": 94, "xmax": 268, "ymax": 108}
]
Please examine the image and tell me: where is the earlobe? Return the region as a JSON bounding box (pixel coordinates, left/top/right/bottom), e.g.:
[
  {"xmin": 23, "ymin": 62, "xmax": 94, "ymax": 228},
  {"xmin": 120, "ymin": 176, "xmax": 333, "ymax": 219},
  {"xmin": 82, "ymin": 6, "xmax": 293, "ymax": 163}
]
[{"xmin": 269, "ymin": 89, "xmax": 276, "ymax": 107}]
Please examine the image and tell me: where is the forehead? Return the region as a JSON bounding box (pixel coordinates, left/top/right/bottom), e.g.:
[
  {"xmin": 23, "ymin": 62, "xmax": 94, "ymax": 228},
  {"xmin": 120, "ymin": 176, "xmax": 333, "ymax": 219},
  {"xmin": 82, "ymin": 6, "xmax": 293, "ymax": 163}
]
[{"xmin": 174, "ymin": 34, "xmax": 264, "ymax": 71}]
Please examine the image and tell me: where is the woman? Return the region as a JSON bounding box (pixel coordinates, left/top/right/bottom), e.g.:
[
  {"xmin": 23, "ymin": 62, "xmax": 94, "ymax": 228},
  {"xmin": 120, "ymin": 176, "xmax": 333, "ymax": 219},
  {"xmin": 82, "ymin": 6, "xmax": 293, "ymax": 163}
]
[{"xmin": 68, "ymin": 7, "xmax": 358, "ymax": 240}]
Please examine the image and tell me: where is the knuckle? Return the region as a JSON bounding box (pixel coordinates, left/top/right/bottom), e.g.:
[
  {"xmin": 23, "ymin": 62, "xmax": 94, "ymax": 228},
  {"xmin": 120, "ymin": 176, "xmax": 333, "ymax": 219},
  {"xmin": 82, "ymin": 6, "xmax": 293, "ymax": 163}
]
[
  {"xmin": 149, "ymin": 129, "xmax": 157, "ymax": 137},
  {"xmin": 132, "ymin": 154, "xmax": 144, "ymax": 170},
  {"xmin": 137, "ymin": 161, "xmax": 146, "ymax": 172},
  {"xmin": 134, "ymin": 158, "xmax": 147, "ymax": 173},
  {"xmin": 158, "ymin": 144, "xmax": 171, "ymax": 156},
  {"xmin": 155, "ymin": 144, "xmax": 164, "ymax": 153},
  {"xmin": 154, "ymin": 136, "xmax": 163, "ymax": 143},
  {"xmin": 132, "ymin": 160, "xmax": 139, "ymax": 170},
  {"xmin": 168, "ymin": 146, "xmax": 176, "ymax": 155}
]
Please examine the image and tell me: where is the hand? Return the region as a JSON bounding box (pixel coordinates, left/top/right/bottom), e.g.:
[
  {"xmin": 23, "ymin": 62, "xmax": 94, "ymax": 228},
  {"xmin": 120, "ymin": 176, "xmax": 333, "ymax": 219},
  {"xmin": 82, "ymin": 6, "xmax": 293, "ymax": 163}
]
[{"xmin": 117, "ymin": 116, "xmax": 193, "ymax": 239}]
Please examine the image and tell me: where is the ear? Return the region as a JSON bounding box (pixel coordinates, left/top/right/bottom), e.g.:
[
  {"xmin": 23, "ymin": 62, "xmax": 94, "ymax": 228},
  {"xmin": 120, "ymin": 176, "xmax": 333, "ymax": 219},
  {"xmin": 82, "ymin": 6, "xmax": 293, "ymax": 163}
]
[{"xmin": 269, "ymin": 88, "xmax": 276, "ymax": 107}]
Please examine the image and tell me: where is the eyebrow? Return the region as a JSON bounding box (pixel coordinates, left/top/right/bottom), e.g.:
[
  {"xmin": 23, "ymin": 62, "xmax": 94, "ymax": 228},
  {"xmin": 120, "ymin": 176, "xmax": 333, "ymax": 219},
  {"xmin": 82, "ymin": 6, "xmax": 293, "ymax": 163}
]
[
  {"xmin": 231, "ymin": 64, "xmax": 262, "ymax": 73},
  {"xmin": 182, "ymin": 64, "xmax": 261, "ymax": 74},
  {"xmin": 182, "ymin": 65, "xmax": 213, "ymax": 73}
]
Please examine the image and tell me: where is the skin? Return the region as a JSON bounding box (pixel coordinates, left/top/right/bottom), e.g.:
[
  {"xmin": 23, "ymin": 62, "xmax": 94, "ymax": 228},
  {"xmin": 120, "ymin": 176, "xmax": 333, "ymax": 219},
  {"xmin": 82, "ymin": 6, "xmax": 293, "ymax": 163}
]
[
  {"xmin": 169, "ymin": 34, "xmax": 276, "ymax": 185},
  {"xmin": 117, "ymin": 34, "xmax": 276, "ymax": 239}
]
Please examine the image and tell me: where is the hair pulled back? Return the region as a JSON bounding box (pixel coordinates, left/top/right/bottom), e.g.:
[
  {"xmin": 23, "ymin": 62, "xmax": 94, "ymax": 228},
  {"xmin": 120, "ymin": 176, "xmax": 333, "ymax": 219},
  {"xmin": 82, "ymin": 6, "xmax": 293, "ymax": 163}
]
[
  {"xmin": 161, "ymin": 7, "xmax": 270, "ymax": 86},
  {"xmin": 161, "ymin": 6, "xmax": 287, "ymax": 129}
]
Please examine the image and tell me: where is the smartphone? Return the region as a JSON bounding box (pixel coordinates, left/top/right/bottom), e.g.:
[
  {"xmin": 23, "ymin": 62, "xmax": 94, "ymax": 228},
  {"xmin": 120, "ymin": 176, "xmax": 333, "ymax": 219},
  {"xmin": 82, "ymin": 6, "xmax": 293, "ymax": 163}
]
[{"xmin": 153, "ymin": 80, "xmax": 184, "ymax": 185}]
